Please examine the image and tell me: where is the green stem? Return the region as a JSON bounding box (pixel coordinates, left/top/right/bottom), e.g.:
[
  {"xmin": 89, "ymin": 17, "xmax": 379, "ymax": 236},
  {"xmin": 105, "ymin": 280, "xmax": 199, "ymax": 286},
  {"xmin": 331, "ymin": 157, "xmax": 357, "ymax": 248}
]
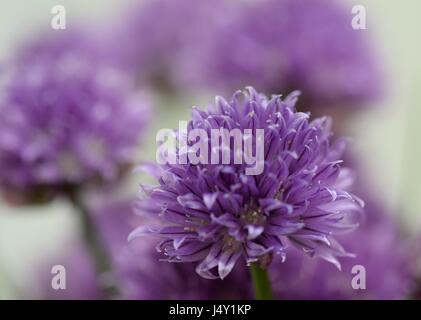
[
  {"xmin": 250, "ymin": 263, "xmax": 273, "ymax": 300},
  {"xmin": 68, "ymin": 189, "xmax": 118, "ymax": 299}
]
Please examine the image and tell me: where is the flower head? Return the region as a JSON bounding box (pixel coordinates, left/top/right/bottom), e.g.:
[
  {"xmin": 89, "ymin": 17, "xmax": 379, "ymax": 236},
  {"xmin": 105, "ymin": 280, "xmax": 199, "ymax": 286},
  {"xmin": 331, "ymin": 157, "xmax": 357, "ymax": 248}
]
[
  {"xmin": 105, "ymin": 0, "xmax": 239, "ymax": 90},
  {"xmin": 0, "ymin": 31, "xmax": 149, "ymax": 198},
  {"xmin": 131, "ymin": 87, "xmax": 363, "ymax": 279},
  {"xmin": 179, "ymin": 0, "xmax": 381, "ymax": 109}
]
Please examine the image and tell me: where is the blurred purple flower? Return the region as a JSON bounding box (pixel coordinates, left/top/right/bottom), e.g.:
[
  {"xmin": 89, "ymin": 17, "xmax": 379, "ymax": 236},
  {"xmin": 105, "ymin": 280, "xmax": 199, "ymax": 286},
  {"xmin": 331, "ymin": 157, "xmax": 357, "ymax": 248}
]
[
  {"xmin": 105, "ymin": 0, "xmax": 239, "ymax": 89},
  {"xmin": 178, "ymin": 0, "xmax": 382, "ymax": 109},
  {"xmin": 0, "ymin": 30, "xmax": 149, "ymax": 197},
  {"xmin": 269, "ymin": 199, "xmax": 412, "ymax": 299},
  {"xmin": 130, "ymin": 87, "xmax": 363, "ymax": 280}
]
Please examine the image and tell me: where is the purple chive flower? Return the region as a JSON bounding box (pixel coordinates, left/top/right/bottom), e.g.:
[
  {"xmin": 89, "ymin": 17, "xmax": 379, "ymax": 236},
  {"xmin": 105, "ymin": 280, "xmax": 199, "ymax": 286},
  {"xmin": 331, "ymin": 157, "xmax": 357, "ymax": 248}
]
[
  {"xmin": 105, "ymin": 0, "xmax": 238, "ymax": 89},
  {"xmin": 0, "ymin": 31, "xmax": 149, "ymax": 197},
  {"xmin": 130, "ymin": 87, "xmax": 363, "ymax": 280},
  {"xmin": 269, "ymin": 198, "xmax": 412, "ymax": 299},
  {"xmin": 35, "ymin": 200, "xmax": 251, "ymax": 300},
  {"xmin": 179, "ymin": 0, "xmax": 381, "ymax": 109}
]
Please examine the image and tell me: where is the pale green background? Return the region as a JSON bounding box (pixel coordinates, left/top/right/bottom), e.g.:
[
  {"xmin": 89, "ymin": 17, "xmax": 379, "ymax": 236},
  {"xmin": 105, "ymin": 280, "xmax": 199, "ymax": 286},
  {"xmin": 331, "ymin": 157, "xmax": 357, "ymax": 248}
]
[{"xmin": 0, "ymin": 0, "xmax": 420, "ymax": 299}]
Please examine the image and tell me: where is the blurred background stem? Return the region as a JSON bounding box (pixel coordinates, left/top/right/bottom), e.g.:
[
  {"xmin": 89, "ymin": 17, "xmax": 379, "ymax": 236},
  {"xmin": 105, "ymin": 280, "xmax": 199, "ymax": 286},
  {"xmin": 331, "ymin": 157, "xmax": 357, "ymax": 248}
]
[
  {"xmin": 250, "ymin": 263, "xmax": 272, "ymax": 300},
  {"xmin": 67, "ymin": 188, "xmax": 118, "ymax": 299}
]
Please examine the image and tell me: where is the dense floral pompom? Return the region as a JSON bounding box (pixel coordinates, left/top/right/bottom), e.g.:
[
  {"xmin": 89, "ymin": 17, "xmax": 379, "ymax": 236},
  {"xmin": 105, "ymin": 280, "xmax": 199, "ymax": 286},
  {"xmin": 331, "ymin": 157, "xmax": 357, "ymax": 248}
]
[
  {"xmin": 130, "ymin": 87, "xmax": 363, "ymax": 279},
  {"xmin": 0, "ymin": 31, "xmax": 149, "ymax": 196},
  {"xmin": 178, "ymin": 0, "xmax": 381, "ymax": 109},
  {"xmin": 104, "ymin": 0, "xmax": 239, "ymax": 89}
]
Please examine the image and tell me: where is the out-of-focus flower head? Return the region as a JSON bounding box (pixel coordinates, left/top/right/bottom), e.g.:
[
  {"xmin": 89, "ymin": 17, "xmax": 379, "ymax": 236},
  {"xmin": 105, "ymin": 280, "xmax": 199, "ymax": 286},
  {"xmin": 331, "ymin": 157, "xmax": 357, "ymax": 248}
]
[
  {"xmin": 35, "ymin": 200, "xmax": 251, "ymax": 299},
  {"xmin": 179, "ymin": 0, "xmax": 382, "ymax": 110},
  {"xmin": 269, "ymin": 198, "xmax": 412, "ymax": 299},
  {"xmin": 0, "ymin": 29, "xmax": 149, "ymax": 202},
  {"xmin": 130, "ymin": 87, "xmax": 363, "ymax": 280},
  {"xmin": 105, "ymin": 0, "xmax": 240, "ymax": 90}
]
